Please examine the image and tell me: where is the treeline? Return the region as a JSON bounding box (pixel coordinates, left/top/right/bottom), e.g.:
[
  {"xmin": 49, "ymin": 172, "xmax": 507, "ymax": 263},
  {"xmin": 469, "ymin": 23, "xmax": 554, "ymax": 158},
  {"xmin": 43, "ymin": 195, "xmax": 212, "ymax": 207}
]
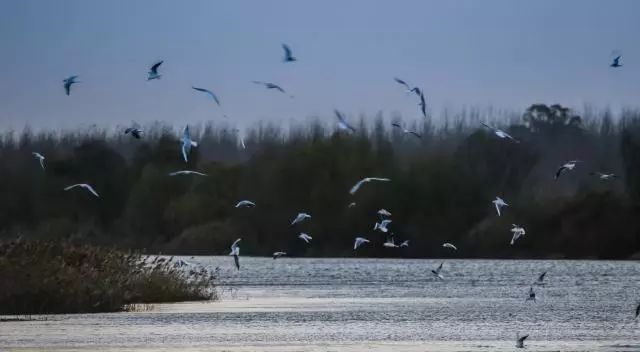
[{"xmin": 1, "ymin": 104, "xmax": 640, "ymax": 259}]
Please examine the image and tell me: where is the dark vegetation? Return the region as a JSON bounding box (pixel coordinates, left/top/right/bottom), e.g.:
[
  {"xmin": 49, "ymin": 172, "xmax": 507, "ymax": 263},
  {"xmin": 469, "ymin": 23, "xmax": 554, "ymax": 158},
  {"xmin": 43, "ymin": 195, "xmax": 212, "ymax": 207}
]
[
  {"xmin": 0, "ymin": 239, "xmax": 217, "ymax": 314},
  {"xmin": 1, "ymin": 104, "xmax": 640, "ymax": 259}
]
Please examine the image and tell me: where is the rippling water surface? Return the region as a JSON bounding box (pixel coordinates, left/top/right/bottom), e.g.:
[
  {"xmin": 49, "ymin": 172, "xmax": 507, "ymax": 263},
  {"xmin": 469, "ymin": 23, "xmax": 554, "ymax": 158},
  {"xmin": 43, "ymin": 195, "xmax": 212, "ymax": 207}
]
[{"xmin": 1, "ymin": 257, "xmax": 639, "ymax": 351}]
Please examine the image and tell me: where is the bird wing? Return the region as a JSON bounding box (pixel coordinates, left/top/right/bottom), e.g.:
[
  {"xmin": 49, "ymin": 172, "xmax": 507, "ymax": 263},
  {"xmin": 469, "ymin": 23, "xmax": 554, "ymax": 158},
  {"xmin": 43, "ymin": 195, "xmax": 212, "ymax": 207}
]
[
  {"xmin": 64, "ymin": 82, "xmax": 71, "ymax": 95},
  {"xmin": 64, "ymin": 184, "xmax": 80, "ymax": 191},
  {"xmin": 282, "ymin": 44, "xmax": 293, "ymax": 58},
  {"xmin": 233, "ymin": 254, "xmax": 240, "ymax": 270},
  {"xmin": 39, "ymin": 158, "xmax": 45, "ymax": 170},
  {"xmin": 192, "ymin": 87, "xmax": 220, "ymax": 106},
  {"xmin": 369, "ymin": 177, "xmax": 391, "ymax": 182},
  {"xmin": 192, "ymin": 171, "xmax": 208, "ymax": 176},
  {"xmin": 231, "ymin": 238, "xmax": 241, "ymax": 250},
  {"xmin": 391, "ymin": 123, "xmax": 402, "ymax": 128},
  {"xmin": 151, "ymin": 61, "xmax": 163, "ymax": 74},
  {"xmin": 410, "ymin": 87, "xmax": 422, "ymax": 96},
  {"xmin": 335, "ymin": 109, "xmax": 356, "ymax": 133},
  {"xmin": 636, "ymin": 303, "xmax": 640, "ymax": 317},
  {"xmin": 393, "ymin": 77, "xmax": 410, "ymax": 90},
  {"xmin": 83, "ymin": 184, "xmax": 100, "ymax": 197},
  {"xmin": 555, "ymin": 166, "xmax": 567, "ymax": 179},
  {"xmin": 419, "ymin": 93, "xmax": 426, "ymax": 117},
  {"xmin": 518, "ymin": 334, "xmax": 529, "ymax": 342},
  {"xmin": 495, "ymin": 202, "xmax": 501, "ymax": 216},
  {"xmin": 349, "ymin": 179, "xmax": 366, "ymax": 195},
  {"xmin": 409, "ymin": 131, "xmax": 422, "ymax": 139}
]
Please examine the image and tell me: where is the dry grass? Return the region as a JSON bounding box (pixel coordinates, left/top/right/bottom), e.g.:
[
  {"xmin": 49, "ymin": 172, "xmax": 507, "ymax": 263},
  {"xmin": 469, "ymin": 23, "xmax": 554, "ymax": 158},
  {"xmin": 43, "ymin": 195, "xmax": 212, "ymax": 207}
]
[{"xmin": 0, "ymin": 239, "xmax": 217, "ymax": 314}]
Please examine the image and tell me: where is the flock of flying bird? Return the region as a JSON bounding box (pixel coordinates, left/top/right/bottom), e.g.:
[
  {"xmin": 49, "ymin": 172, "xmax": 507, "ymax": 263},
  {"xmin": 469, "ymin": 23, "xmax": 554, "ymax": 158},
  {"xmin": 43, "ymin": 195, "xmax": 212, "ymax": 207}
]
[{"xmin": 50, "ymin": 46, "xmax": 635, "ymax": 349}]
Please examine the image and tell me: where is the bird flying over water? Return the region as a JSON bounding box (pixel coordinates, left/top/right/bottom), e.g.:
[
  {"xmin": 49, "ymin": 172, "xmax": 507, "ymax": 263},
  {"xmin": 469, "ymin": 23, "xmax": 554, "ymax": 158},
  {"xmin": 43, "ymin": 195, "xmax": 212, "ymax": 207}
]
[
  {"xmin": 229, "ymin": 238, "xmax": 241, "ymax": 270},
  {"xmin": 282, "ymin": 44, "xmax": 296, "ymax": 62},
  {"xmin": 124, "ymin": 127, "xmax": 143, "ymax": 139},
  {"xmin": 354, "ymin": 237, "xmax": 370, "ymax": 250},
  {"xmin": 590, "ymin": 172, "xmax": 618, "ymax": 180},
  {"xmin": 235, "ymin": 200, "xmax": 256, "ymax": 208},
  {"xmin": 374, "ymin": 219, "xmax": 392, "ymax": 233},
  {"xmin": 335, "ymin": 109, "xmax": 356, "ymax": 133},
  {"xmin": 535, "ymin": 271, "xmax": 547, "ymax": 285},
  {"xmin": 492, "ymin": 197, "xmax": 509, "ymax": 216},
  {"xmin": 192, "ymin": 87, "xmax": 221, "ymax": 106},
  {"xmin": 442, "ymin": 243, "xmax": 457, "ymax": 251},
  {"xmin": 252, "ymin": 81, "xmax": 287, "ymax": 94},
  {"xmin": 181, "ymin": 125, "xmax": 198, "ymax": 163},
  {"xmin": 148, "ymin": 61, "xmax": 163, "ymax": 80},
  {"xmin": 273, "ymin": 251, "xmax": 287, "ymax": 259},
  {"xmin": 610, "ymin": 55, "xmax": 622, "ymax": 68},
  {"xmin": 168, "ymin": 170, "xmax": 208, "ymax": 176},
  {"xmin": 63, "ymin": 75, "xmax": 79, "ymax": 96},
  {"xmin": 32, "ymin": 152, "xmax": 45, "ymax": 170},
  {"xmin": 391, "ymin": 123, "xmax": 422, "ymax": 139},
  {"xmin": 291, "ymin": 212, "xmax": 311, "ymax": 225},
  {"xmin": 555, "ymin": 160, "xmax": 581, "ymax": 179},
  {"xmin": 298, "ymin": 233, "xmax": 312, "ymax": 243},
  {"xmin": 516, "ymin": 332, "xmax": 529, "ymax": 348},
  {"xmin": 64, "ymin": 183, "xmax": 99, "ymax": 198},
  {"xmin": 431, "ymin": 262, "xmax": 444, "ymax": 280},
  {"xmin": 510, "ymin": 224, "xmax": 526, "ymax": 245},
  {"xmin": 349, "ymin": 177, "xmax": 391, "ymax": 195},
  {"xmin": 481, "ymin": 123, "xmax": 519, "ymax": 142}
]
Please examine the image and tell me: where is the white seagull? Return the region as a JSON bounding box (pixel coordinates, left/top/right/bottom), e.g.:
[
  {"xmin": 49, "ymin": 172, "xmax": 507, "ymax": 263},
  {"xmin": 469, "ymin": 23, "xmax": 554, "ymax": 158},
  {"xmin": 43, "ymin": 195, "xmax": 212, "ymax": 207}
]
[
  {"xmin": 391, "ymin": 123, "xmax": 422, "ymax": 139},
  {"xmin": 335, "ymin": 109, "xmax": 356, "ymax": 133},
  {"xmin": 235, "ymin": 200, "xmax": 256, "ymax": 208},
  {"xmin": 63, "ymin": 75, "xmax": 80, "ymax": 96},
  {"xmin": 510, "ymin": 224, "xmax": 526, "ymax": 245},
  {"xmin": 192, "ymin": 87, "xmax": 221, "ymax": 106},
  {"xmin": 526, "ymin": 286, "xmax": 536, "ymax": 302},
  {"xmin": 273, "ymin": 251, "xmax": 287, "ymax": 259},
  {"xmin": 32, "ymin": 152, "xmax": 45, "ymax": 170},
  {"xmin": 383, "ymin": 236, "xmax": 398, "ymax": 248},
  {"xmin": 229, "ymin": 238, "xmax": 241, "ymax": 270},
  {"xmin": 442, "ymin": 243, "xmax": 457, "ymax": 251},
  {"xmin": 431, "ymin": 262, "xmax": 444, "ymax": 280},
  {"xmin": 555, "ymin": 160, "xmax": 581, "ymax": 179},
  {"xmin": 377, "ymin": 209, "xmax": 392, "ymax": 217},
  {"xmin": 298, "ymin": 233, "xmax": 312, "ymax": 243},
  {"xmin": 64, "ymin": 183, "xmax": 99, "ymax": 198},
  {"xmin": 374, "ymin": 219, "xmax": 392, "ymax": 233},
  {"xmin": 481, "ymin": 123, "xmax": 519, "ymax": 142},
  {"xmin": 291, "ymin": 212, "xmax": 311, "ymax": 225},
  {"xmin": 590, "ymin": 172, "xmax": 618, "ymax": 180},
  {"xmin": 516, "ymin": 333, "xmax": 529, "ymax": 348},
  {"xmin": 354, "ymin": 237, "xmax": 370, "ymax": 250},
  {"xmin": 492, "ymin": 197, "xmax": 509, "ymax": 216},
  {"xmin": 168, "ymin": 170, "xmax": 208, "ymax": 176},
  {"xmin": 181, "ymin": 125, "xmax": 198, "ymax": 163},
  {"xmin": 147, "ymin": 61, "xmax": 163, "ymax": 80},
  {"xmin": 349, "ymin": 177, "xmax": 391, "ymax": 195},
  {"xmin": 282, "ymin": 43, "xmax": 297, "ymax": 62}
]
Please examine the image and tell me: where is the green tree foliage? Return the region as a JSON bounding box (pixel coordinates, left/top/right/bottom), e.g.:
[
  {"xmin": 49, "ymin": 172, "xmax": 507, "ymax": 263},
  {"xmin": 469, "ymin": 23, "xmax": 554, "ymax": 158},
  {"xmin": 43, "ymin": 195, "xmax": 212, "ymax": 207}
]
[{"xmin": 0, "ymin": 104, "xmax": 638, "ymax": 259}]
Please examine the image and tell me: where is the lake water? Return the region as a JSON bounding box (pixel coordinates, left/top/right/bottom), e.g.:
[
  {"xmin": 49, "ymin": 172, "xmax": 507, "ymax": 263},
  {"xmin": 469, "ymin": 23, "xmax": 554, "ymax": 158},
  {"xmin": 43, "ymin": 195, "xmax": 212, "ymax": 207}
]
[{"xmin": 1, "ymin": 257, "xmax": 639, "ymax": 351}]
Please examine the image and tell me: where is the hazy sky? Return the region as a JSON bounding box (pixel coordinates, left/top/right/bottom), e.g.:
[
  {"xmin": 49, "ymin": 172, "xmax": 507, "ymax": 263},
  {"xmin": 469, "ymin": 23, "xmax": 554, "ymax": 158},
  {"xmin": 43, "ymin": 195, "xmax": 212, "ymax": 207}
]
[{"xmin": 1, "ymin": 0, "xmax": 639, "ymax": 130}]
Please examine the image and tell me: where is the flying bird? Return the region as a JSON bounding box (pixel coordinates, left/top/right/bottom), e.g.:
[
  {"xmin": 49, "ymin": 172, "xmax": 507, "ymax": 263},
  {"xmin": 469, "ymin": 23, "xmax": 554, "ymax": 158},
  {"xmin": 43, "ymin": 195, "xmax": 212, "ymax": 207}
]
[
  {"xmin": 192, "ymin": 87, "xmax": 221, "ymax": 106},
  {"xmin": 298, "ymin": 233, "xmax": 312, "ymax": 243},
  {"xmin": 431, "ymin": 262, "xmax": 444, "ymax": 280},
  {"xmin": 516, "ymin": 333, "xmax": 529, "ymax": 349},
  {"xmin": 510, "ymin": 224, "xmax": 526, "ymax": 245},
  {"xmin": 481, "ymin": 123, "xmax": 519, "ymax": 142},
  {"xmin": 168, "ymin": 170, "xmax": 208, "ymax": 176},
  {"xmin": 147, "ymin": 61, "xmax": 163, "ymax": 80},
  {"xmin": 252, "ymin": 81, "xmax": 287, "ymax": 94},
  {"xmin": 526, "ymin": 286, "xmax": 536, "ymax": 302},
  {"xmin": 273, "ymin": 251, "xmax": 287, "ymax": 259},
  {"xmin": 63, "ymin": 75, "xmax": 80, "ymax": 96},
  {"xmin": 610, "ymin": 55, "xmax": 622, "ymax": 68},
  {"xmin": 590, "ymin": 172, "xmax": 618, "ymax": 181},
  {"xmin": 231, "ymin": 128, "xmax": 246, "ymax": 149},
  {"xmin": 64, "ymin": 183, "xmax": 99, "ymax": 198},
  {"xmin": 354, "ymin": 237, "xmax": 370, "ymax": 250},
  {"xmin": 349, "ymin": 177, "xmax": 391, "ymax": 195},
  {"xmin": 181, "ymin": 125, "xmax": 198, "ymax": 163},
  {"xmin": 399, "ymin": 240, "xmax": 409, "ymax": 247},
  {"xmin": 555, "ymin": 160, "xmax": 581, "ymax": 179},
  {"xmin": 229, "ymin": 238, "xmax": 241, "ymax": 270},
  {"xmin": 383, "ymin": 236, "xmax": 398, "ymax": 248},
  {"xmin": 492, "ymin": 197, "xmax": 509, "ymax": 216},
  {"xmin": 393, "ymin": 78, "xmax": 422, "ymax": 96},
  {"xmin": 32, "ymin": 152, "xmax": 45, "ymax": 170},
  {"xmin": 374, "ymin": 219, "xmax": 392, "ymax": 233},
  {"xmin": 348, "ymin": 202, "xmax": 357, "ymax": 208},
  {"xmin": 391, "ymin": 123, "xmax": 422, "ymax": 139},
  {"xmin": 291, "ymin": 212, "xmax": 311, "ymax": 225},
  {"xmin": 235, "ymin": 200, "xmax": 256, "ymax": 208},
  {"xmin": 335, "ymin": 109, "xmax": 356, "ymax": 133},
  {"xmin": 282, "ymin": 44, "xmax": 296, "ymax": 62},
  {"xmin": 377, "ymin": 209, "xmax": 392, "ymax": 217},
  {"xmin": 535, "ymin": 271, "xmax": 547, "ymax": 285},
  {"xmin": 124, "ymin": 127, "xmax": 143, "ymax": 139},
  {"xmin": 442, "ymin": 243, "xmax": 457, "ymax": 251}
]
